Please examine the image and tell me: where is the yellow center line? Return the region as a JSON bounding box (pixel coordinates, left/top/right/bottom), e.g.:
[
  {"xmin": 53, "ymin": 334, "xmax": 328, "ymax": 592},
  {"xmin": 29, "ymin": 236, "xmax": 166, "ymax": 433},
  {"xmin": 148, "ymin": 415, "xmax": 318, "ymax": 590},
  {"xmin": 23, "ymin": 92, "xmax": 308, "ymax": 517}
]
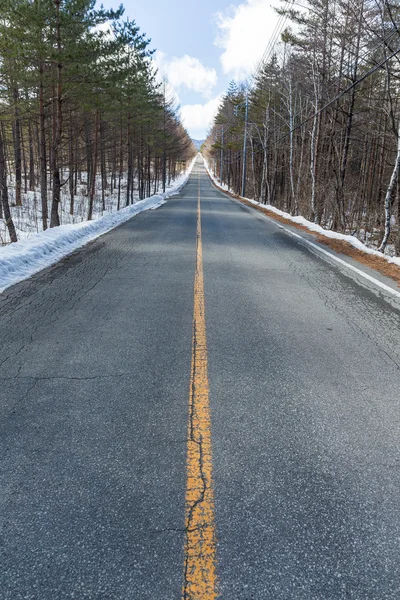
[{"xmin": 182, "ymin": 169, "xmax": 218, "ymax": 599}]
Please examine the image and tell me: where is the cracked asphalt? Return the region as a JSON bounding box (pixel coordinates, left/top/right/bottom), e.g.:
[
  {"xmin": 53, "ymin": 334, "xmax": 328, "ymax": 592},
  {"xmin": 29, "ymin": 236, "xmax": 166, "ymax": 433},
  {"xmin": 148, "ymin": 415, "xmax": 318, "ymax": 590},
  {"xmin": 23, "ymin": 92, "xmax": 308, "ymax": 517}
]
[{"xmin": 1, "ymin": 157, "xmax": 400, "ymax": 598}]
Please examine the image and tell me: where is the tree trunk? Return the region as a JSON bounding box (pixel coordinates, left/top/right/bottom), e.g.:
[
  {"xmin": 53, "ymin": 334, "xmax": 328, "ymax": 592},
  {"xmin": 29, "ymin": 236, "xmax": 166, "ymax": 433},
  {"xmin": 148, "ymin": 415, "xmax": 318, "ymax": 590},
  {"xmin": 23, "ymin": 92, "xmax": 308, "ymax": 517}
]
[
  {"xmin": 126, "ymin": 106, "xmax": 132, "ymax": 206},
  {"xmin": 39, "ymin": 58, "xmax": 48, "ymax": 230},
  {"xmin": 0, "ymin": 126, "xmax": 17, "ymax": 242},
  {"xmin": 28, "ymin": 122, "xmax": 35, "ymax": 191},
  {"xmin": 50, "ymin": 0, "xmax": 63, "ymax": 228},
  {"xmin": 88, "ymin": 109, "xmax": 99, "ymax": 221},
  {"xmin": 100, "ymin": 116, "xmax": 106, "ymax": 211},
  {"xmin": 378, "ymin": 121, "xmax": 400, "ymax": 253},
  {"xmin": 117, "ymin": 118, "xmax": 123, "ymax": 211},
  {"xmin": 288, "ymin": 78, "xmax": 297, "ymax": 214},
  {"xmin": 69, "ymin": 114, "xmax": 75, "ymax": 215},
  {"xmin": 13, "ymin": 87, "xmax": 22, "ymax": 206}
]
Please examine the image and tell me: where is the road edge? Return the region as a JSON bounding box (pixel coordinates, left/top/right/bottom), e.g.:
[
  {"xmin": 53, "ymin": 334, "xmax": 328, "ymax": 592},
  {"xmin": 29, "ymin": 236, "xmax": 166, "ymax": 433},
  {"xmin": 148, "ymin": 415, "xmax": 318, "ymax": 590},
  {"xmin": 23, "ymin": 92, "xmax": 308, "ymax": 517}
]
[{"xmin": 203, "ymin": 164, "xmax": 400, "ymax": 301}]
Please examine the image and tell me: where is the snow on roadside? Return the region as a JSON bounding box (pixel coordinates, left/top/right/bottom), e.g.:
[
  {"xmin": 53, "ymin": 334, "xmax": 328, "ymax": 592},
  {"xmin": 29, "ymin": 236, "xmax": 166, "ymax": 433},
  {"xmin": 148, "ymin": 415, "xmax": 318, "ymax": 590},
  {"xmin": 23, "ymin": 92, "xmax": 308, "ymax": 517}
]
[
  {"xmin": 0, "ymin": 158, "xmax": 195, "ymax": 293},
  {"xmin": 203, "ymin": 158, "xmax": 400, "ymax": 269}
]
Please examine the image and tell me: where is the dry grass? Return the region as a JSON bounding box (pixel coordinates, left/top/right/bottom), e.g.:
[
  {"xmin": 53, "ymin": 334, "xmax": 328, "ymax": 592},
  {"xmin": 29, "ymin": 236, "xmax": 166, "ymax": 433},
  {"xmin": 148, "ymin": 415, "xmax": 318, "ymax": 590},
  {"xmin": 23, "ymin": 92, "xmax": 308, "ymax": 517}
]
[
  {"xmin": 208, "ymin": 175, "xmax": 400, "ymax": 288},
  {"xmin": 315, "ymin": 236, "xmax": 400, "ymax": 286}
]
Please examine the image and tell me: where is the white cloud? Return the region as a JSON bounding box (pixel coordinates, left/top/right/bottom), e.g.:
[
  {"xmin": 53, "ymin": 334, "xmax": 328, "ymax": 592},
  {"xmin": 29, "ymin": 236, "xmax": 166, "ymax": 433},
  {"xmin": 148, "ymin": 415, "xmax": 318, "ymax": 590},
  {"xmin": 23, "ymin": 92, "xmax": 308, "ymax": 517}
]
[
  {"xmin": 180, "ymin": 96, "xmax": 222, "ymax": 139},
  {"xmin": 215, "ymin": 0, "xmax": 279, "ymax": 80},
  {"xmin": 150, "ymin": 55, "xmax": 180, "ymax": 106},
  {"xmin": 154, "ymin": 52, "xmax": 217, "ymax": 98}
]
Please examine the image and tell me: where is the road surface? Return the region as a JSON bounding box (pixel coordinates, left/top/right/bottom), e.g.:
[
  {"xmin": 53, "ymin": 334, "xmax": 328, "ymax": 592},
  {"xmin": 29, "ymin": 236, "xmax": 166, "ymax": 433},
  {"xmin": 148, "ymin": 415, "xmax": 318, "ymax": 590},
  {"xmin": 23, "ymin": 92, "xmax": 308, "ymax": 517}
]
[{"xmin": 1, "ymin": 157, "xmax": 400, "ymax": 599}]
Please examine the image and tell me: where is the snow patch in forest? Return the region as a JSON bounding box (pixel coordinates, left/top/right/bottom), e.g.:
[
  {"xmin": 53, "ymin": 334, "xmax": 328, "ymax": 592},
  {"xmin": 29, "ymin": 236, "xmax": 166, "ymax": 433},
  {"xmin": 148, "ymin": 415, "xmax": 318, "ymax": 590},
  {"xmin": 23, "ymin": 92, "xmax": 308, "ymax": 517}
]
[
  {"xmin": 204, "ymin": 159, "xmax": 400, "ymax": 269},
  {"xmin": 0, "ymin": 159, "xmax": 195, "ymax": 293}
]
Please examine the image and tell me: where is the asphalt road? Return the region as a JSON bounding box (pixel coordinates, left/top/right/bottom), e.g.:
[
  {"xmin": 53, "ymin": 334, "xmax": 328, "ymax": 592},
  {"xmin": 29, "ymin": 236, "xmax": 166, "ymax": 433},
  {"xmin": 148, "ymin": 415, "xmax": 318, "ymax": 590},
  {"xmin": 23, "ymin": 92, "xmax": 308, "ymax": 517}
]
[{"xmin": 1, "ymin": 157, "xmax": 400, "ymax": 599}]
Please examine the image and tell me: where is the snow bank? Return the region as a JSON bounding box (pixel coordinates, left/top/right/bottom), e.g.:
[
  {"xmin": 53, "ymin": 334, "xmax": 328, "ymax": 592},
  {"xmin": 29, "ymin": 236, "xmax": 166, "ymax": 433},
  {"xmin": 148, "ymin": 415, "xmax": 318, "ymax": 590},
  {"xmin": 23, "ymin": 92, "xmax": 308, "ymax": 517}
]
[
  {"xmin": 203, "ymin": 158, "xmax": 400, "ymax": 269},
  {"xmin": 0, "ymin": 159, "xmax": 195, "ymax": 293}
]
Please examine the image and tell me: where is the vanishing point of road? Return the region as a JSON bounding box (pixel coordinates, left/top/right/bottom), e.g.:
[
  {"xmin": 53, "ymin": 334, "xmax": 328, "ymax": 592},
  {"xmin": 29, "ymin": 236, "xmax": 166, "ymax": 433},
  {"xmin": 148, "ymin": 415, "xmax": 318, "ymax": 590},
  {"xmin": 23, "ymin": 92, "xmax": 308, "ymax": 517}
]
[{"xmin": 1, "ymin": 157, "xmax": 400, "ymax": 599}]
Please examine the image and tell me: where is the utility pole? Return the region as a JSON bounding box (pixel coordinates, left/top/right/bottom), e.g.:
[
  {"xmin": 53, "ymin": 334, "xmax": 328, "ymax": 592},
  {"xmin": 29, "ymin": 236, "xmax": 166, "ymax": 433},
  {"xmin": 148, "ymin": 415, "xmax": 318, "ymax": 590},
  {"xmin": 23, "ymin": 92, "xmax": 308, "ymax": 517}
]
[
  {"xmin": 220, "ymin": 126, "xmax": 224, "ymax": 184},
  {"xmin": 241, "ymin": 93, "xmax": 249, "ymax": 198}
]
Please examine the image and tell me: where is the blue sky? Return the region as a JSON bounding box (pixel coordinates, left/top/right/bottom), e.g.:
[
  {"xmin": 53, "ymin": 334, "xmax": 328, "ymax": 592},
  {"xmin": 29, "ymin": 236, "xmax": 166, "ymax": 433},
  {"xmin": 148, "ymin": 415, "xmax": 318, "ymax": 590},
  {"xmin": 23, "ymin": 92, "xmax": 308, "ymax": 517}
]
[{"xmin": 98, "ymin": 0, "xmax": 279, "ymax": 139}]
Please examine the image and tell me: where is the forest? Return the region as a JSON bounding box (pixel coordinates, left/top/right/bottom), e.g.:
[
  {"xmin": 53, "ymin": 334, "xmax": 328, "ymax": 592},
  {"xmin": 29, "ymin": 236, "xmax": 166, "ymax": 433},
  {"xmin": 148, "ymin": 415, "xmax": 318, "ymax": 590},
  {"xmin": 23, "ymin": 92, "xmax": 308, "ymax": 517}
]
[
  {"xmin": 204, "ymin": 0, "xmax": 400, "ymax": 255},
  {"xmin": 0, "ymin": 0, "xmax": 195, "ymax": 244}
]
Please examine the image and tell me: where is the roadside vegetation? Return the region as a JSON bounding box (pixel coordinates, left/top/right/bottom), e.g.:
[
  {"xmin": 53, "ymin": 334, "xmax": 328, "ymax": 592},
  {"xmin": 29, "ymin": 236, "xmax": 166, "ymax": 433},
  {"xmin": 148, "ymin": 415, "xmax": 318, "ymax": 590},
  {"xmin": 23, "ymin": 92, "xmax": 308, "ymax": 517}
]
[
  {"xmin": 204, "ymin": 0, "xmax": 400, "ymax": 256},
  {"xmin": 0, "ymin": 0, "xmax": 195, "ymax": 244}
]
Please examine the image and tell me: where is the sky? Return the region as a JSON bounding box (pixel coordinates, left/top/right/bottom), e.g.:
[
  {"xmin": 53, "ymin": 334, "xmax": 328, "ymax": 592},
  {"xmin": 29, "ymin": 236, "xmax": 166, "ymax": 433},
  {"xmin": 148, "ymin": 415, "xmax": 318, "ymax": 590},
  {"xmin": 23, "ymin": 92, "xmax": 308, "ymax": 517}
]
[{"xmin": 98, "ymin": 0, "xmax": 280, "ymax": 140}]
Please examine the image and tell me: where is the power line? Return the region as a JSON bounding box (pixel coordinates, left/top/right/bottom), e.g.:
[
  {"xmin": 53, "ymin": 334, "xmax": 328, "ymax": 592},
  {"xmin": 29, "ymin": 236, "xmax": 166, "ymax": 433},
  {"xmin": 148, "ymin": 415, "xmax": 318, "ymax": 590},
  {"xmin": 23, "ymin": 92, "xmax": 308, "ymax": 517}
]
[
  {"xmin": 274, "ymin": 44, "xmax": 400, "ymax": 144},
  {"xmin": 213, "ymin": 2, "xmax": 400, "ymax": 166},
  {"xmin": 252, "ymin": 0, "xmax": 296, "ymax": 84},
  {"xmin": 253, "ymin": 0, "xmax": 399, "ymax": 89},
  {"xmin": 218, "ymin": 41, "xmax": 400, "ymax": 161},
  {"xmin": 269, "ymin": 28, "xmax": 400, "ymax": 128}
]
